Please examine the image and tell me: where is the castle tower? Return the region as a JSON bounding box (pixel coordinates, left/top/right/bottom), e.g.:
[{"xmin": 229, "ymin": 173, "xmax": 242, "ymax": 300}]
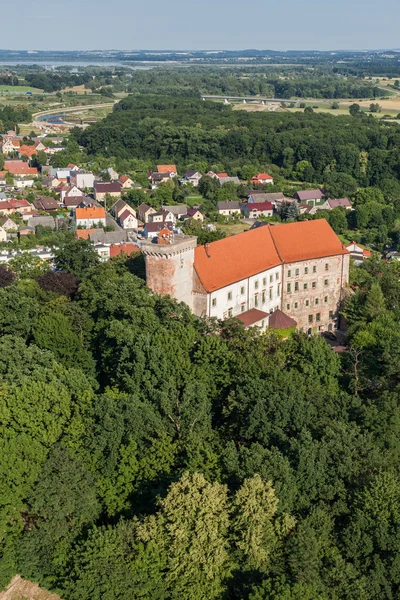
[{"xmin": 141, "ymin": 233, "xmax": 197, "ymax": 311}]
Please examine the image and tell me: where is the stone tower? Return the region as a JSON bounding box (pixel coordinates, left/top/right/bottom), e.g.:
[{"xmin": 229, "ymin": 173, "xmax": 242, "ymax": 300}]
[{"xmin": 141, "ymin": 233, "xmax": 197, "ymax": 310}]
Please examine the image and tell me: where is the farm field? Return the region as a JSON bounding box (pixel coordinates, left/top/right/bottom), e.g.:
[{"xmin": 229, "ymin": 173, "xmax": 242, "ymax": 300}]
[{"xmin": 0, "ymin": 85, "xmax": 43, "ymax": 93}]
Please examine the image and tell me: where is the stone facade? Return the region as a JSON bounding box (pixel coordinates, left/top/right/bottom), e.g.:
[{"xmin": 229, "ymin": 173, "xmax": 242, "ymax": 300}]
[
  {"xmin": 142, "ymin": 235, "xmax": 197, "ymax": 311},
  {"xmin": 281, "ymin": 253, "xmax": 349, "ymax": 333}
]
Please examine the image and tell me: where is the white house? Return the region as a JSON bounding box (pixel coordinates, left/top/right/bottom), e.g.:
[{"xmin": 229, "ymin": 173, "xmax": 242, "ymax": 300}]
[
  {"xmin": 75, "ymin": 205, "xmax": 106, "ymax": 229},
  {"xmin": 216, "ymin": 201, "xmax": 241, "ymax": 216},
  {"xmin": 119, "ymin": 210, "xmax": 138, "ymax": 230},
  {"xmin": 70, "ymin": 171, "xmax": 95, "ymax": 189}
]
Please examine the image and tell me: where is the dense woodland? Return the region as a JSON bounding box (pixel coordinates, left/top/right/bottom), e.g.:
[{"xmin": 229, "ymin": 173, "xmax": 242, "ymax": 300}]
[{"xmin": 0, "ymin": 239, "xmax": 399, "ymax": 599}]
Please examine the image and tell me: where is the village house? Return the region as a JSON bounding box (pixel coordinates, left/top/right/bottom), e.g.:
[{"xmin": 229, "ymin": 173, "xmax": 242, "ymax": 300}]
[
  {"xmin": 345, "ymin": 241, "xmax": 371, "ymax": 264},
  {"xmin": 180, "ymin": 170, "xmax": 202, "ymax": 187},
  {"xmin": 118, "ymin": 175, "xmax": 134, "ymax": 189},
  {"xmin": 137, "ymin": 203, "xmax": 156, "ymax": 223},
  {"xmin": 161, "ymin": 205, "xmax": 188, "ymax": 219},
  {"xmin": 60, "ymin": 184, "xmax": 84, "ymax": 203},
  {"xmin": 28, "ymin": 216, "xmax": 55, "ymax": 229},
  {"xmin": 41, "ymin": 176, "xmax": 60, "ymax": 190},
  {"xmin": 67, "ymin": 163, "xmax": 80, "ymax": 172},
  {"xmin": 0, "ymin": 226, "xmax": 7, "ymax": 242},
  {"xmin": 251, "ymin": 173, "xmax": 274, "ymax": 185},
  {"xmin": 0, "ymin": 215, "xmax": 17, "ymax": 231},
  {"xmin": 216, "ymin": 201, "xmax": 242, "ymax": 216},
  {"xmin": 217, "ymin": 174, "xmax": 240, "ymax": 186},
  {"xmin": 0, "ymin": 172, "xmax": 6, "ymax": 186},
  {"xmin": 94, "ymin": 181, "xmax": 122, "ymax": 202},
  {"xmin": 248, "ymin": 191, "xmax": 286, "ymax": 208},
  {"xmin": 1, "ymin": 134, "xmax": 21, "ymax": 155},
  {"xmin": 327, "ymin": 198, "xmax": 353, "ymax": 210},
  {"xmin": 4, "ymin": 160, "xmax": 38, "ymax": 178},
  {"xmin": 157, "ymin": 164, "xmax": 177, "ymax": 177},
  {"xmin": 243, "ymin": 202, "xmax": 274, "ymax": 219},
  {"xmin": 142, "ymin": 219, "xmax": 349, "ymax": 334},
  {"xmin": 107, "ymin": 167, "xmax": 119, "ymax": 181},
  {"xmin": 18, "ymin": 145, "xmax": 38, "ymax": 159},
  {"xmin": 64, "ymin": 196, "xmax": 91, "ymax": 210},
  {"xmin": 33, "ymin": 197, "xmax": 60, "ymax": 212},
  {"xmin": 149, "ymin": 209, "xmax": 176, "ymax": 224},
  {"xmin": 119, "ymin": 210, "xmax": 138, "ymax": 230},
  {"xmin": 75, "ymin": 205, "xmax": 107, "ymax": 229},
  {"xmin": 144, "ymin": 221, "xmax": 175, "ymax": 239},
  {"xmin": 0, "ymin": 199, "xmax": 32, "ymax": 215},
  {"xmin": 149, "ymin": 172, "xmax": 172, "ymax": 188},
  {"xmin": 295, "ymin": 189, "xmax": 325, "ymax": 207},
  {"xmin": 186, "ymin": 207, "xmax": 204, "ymax": 222},
  {"xmin": 70, "ymin": 171, "xmax": 95, "ymax": 189}
]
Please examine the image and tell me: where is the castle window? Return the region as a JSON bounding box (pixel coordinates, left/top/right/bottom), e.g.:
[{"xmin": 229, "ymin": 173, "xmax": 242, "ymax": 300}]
[
  {"xmin": 324, "ymin": 296, "xmax": 328, "ymax": 303},
  {"xmin": 254, "ymin": 294, "xmax": 259, "ymax": 307},
  {"xmin": 287, "ymin": 304, "xmax": 290, "ymax": 310},
  {"xmin": 241, "ymin": 304, "xmax": 245, "ymax": 313},
  {"xmin": 316, "ymin": 313, "xmax": 321, "ymax": 322},
  {"xmin": 275, "ymin": 272, "xmax": 279, "ymax": 280},
  {"xmin": 315, "ymin": 298, "xmax": 319, "ymax": 305},
  {"xmin": 212, "ymin": 298, "xmax": 217, "ymax": 307},
  {"xmin": 295, "ymin": 268, "xmax": 299, "ymax": 276},
  {"xmin": 287, "ymin": 283, "xmax": 291, "ymax": 293},
  {"xmin": 228, "ymin": 308, "xmax": 233, "ymax": 318},
  {"xmin": 325, "ymin": 263, "xmax": 329, "ymax": 270},
  {"xmin": 329, "ymin": 310, "xmax": 334, "ymax": 319},
  {"xmin": 288, "ymin": 270, "xmax": 291, "ymax": 277},
  {"xmin": 277, "ymin": 284, "xmax": 281, "ymax": 295},
  {"xmin": 240, "ymin": 286, "xmax": 245, "ymax": 295},
  {"xmin": 270, "ymin": 274, "xmax": 273, "ymax": 283},
  {"xmin": 269, "ymin": 288, "xmax": 273, "ymax": 300},
  {"xmin": 305, "ymin": 300, "xmax": 309, "ymax": 307},
  {"xmin": 227, "ymin": 291, "xmax": 232, "ymax": 301},
  {"xmin": 254, "ymin": 281, "xmax": 259, "ymax": 290},
  {"xmin": 295, "ymin": 282, "xmax": 299, "ymax": 291},
  {"xmin": 313, "ymin": 265, "xmax": 317, "ymax": 273},
  {"xmin": 303, "ymin": 283, "xmax": 308, "ymax": 290},
  {"xmin": 262, "ymin": 291, "xmax": 266, "ymax": 304},
  {"xmin": 312, "ymin": 281, "xmax": 316, "ymax": 289},
  {"xmin": 262, "ymin": 277, "xmax": 267, "ymax": 286},
  {"xmin": 294, "ymin": 302, "xmax": 298, "ymax": 309},
  {"xmin": 324, "ymin": 279, "xmax": 328, "ymax": 286},
  {"xmin": 305, "ymin": 267, "xmax": 308, "ymax": 274},
  {"xmin": 309, "ymin": 315, "xmax": 313, "ymax": 323}
]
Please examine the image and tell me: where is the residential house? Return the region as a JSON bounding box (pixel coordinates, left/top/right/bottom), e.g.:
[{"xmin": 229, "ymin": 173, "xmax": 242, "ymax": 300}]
[
  {"xmin": 28, "ymin": 216, "xmax": 55, "ymax": 229},
  {"xmin": 345, "ymin": 241, "xmax": 371, "ymax": 264},
  {"xmin": 0, "ymin": 216, "xmax": 17, "ymax": 231},
  {"xmin": 94, "ymin": 181, "xmax": 122, "ymax": 202},
  {"xmin": 18, "ymin": 145, "xmax": 38, "ymax": 159},
  {"xmin": 217, "ymin": 174, "xmax": 240, "ymax": 186},
  {"xmin": 70, "ymin": 171, "xmax": 95, "ymax": 189},
  {"xmin": 180, "ymin": 170, "xmax": 202, "ymax": 187},
  {"xmin": 144, "ymin": 221, "xmax": 175, "ymax": 239},
  {"xmin": 75, "ymin": 205, "xmax": 107, "ymax": 229},
  {"xmin": 61, "ymin": 184, "xmax": 84, "ymax": 203},
  {"xmin": 107, "ymin": 167, "xmax": 119, "ymax": 181},
  {"xmin": 33, "ymin": 197, "xmax": 59, "ymax": 212},
  {"xmin": 137, "ymin": 203, "xmax": 156, "ymax": 223},
  {"xmin": 67, "ymin": 163, "xmax": 80, "ymax": 172},
  {"xmin": 149, "ymin": 172, "xmax": 172, "ymax": 188},
  {"xmin": 13, "ymin": 177, "xmax": 36, "ymax": 189},
  {"xmin": 41, "ymin": 176, "xmax": 60, "ymax": 190},
  {"xmin": 34, "ymin": 141, "xmax": 47, "ymax": 152},
  {"xmin": 64, "ymin": 196, "xmax": 91, "ymax": 210},
  {"xmin": 56, "ymin": 169, "xmax": 72, "ymax": 181},
  {"xmin": 251, "ymin": 173, "xmax": 274, "ymax": 185},
  {"xmin": 149, "ymin": 209, "xmax": 176, "ymax": 224},
  {"xmin": 4, "ymin": 160, "xmax": 38, "ymax": 177},
  {"xmin": 327, "ymin": 198, "xmax": 352, "ymax": 210},
  {"xmin": 142, "ymin": 219, "xmax": 349, "ymax": 334},
  {"xmin": 157, "ymin": 164, "xmax": 177, "ymax": 177},
  {"xmin": 119, "ymin": 210, "xmax": 138, "ymax": 230},
  {"xmin": 111, "ymin": 199, "xmax": 133, "ymax": 219},
  {"xmin": 161, "ymin": 205, "xmax": 187, "ymax": 219},
  {"xmin": 243, "ymin": 202, "xmax": 274, "ymax": 219},
  {"xmin": 295, "ymin": 189, "xmax": 325, "ymax": 207},
  {"xmin": 186, "ymin": 207, "xmax": 204, "ymax": 222},
  {"xmin": 0, "ymin": 199, "xmax": 32, "ymax": 215},
  {"xmin": 0, "ymin": 226, "xmax": 6, "ymax": 242},
  {"xmin": 216, "ymin": 201, "xmax": 242, "ymax": 216},
  {"xmin": 118, "ymin": 175, "xmax": 134, "ymax": 189},
  {"xmin": 0, "ymin": 172, "xmax": 7, "ymax": 186},
  {"xmin": 1, "ymin": 135, "xmax": 21, "ymax": 155},
  {"xmin": 248, "ymin": 191, "xmax": 285, "ymax": 207}
]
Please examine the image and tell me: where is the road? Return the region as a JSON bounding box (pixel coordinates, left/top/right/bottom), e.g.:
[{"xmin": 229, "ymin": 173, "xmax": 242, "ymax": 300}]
[{"xmin": 32, "ymin": 102, "xmax": 117, "ymax": 120}]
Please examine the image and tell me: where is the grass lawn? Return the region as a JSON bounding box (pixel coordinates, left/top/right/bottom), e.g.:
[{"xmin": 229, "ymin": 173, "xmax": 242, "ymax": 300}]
[
  {"xmin": 186, "ymin": 194, "xmax": 205, "ymax": 207},
  {"xmin": 0, "ymin": 85, "xmax": 43, "ymax": 93},
  {"xmin": 217, "ymin": 222, "xmax": 250, "ymax": 236}
]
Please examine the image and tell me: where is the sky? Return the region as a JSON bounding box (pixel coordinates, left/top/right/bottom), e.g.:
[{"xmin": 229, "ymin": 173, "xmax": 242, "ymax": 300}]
[{"xmin": 2, "ymin": 0, "xmax": 400, "ymax": 51}]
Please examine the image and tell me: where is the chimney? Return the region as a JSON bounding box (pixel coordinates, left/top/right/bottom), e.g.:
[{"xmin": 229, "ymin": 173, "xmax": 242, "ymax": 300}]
[{"xmin": 205, "ymin": 242, "xmax": 210, "ymax": 258}]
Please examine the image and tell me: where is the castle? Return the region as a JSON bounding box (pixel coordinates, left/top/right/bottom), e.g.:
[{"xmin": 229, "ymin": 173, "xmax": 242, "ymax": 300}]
[{"xmin": 142, "ymin": 220, "xmax": 350, "ymax": 334}]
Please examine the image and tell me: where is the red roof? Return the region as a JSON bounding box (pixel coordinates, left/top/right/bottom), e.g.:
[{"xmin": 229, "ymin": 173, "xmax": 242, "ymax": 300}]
[
  {"xmin": 269, "ymin": 220, "xmax": 347, "ymax": 263},
  {"xmin": 75, "ymin": 206, "xmax": 106, "ymax": 220},
  {"xmin": 0, "ymin": 199, "xmax": 31, "ymax": 211},
  {"xmin": 119, "ymin": 209, "xmax": 136, "ymax": 222},
  {"xmin": 4, "ymin": 160, "xmax": 38, "ymax": 176},
  {"xmin": 109, "ymin": 243, "xmax": 139, "ymax": 258},
  {"xmin": 194, "ymin": 225, "xmax": 281, "ymax": 292},
  {"xmin": 217, "ymin": 172, "xmax": 228, "ymax": 178},
  {"xmin": 194, "ymin": 220, "xmax": 347, "ymax": 293},
  {"xmin": 19, "ymin": 145, "xmax": 38, "ymax": 157},
  {"xmin": 252, "ymin": 173, "xmax": 273, "ymax": 181},
  {"xmin": 247, "ymin": 202, "xmax": 273, "ymax": 212},
  {"xmin": 236, "ymin": 309, "xmax": 269, "ymax": 327},
  {"xmin": 268, "ymin": 309, "xmax": 297, "ymax": 330},
  {"xmin": 157, "ymin": 164, "xmax": 177, "ymax": 174},
  {"xmin": 75, "ymin": 229, "xmax": 95, "ymax": 240}
]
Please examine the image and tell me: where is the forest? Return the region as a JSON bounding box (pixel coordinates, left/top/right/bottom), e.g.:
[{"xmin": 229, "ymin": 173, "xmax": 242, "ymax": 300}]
[{"xmin": 0, "ymin": 237, "xmax": 400, "ymax": 599}]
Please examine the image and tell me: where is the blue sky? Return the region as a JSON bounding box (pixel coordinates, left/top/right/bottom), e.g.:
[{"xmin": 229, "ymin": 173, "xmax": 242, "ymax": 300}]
[{"xmin": 3, "ymin": 0, "xmax": 400, "ymax": 51}]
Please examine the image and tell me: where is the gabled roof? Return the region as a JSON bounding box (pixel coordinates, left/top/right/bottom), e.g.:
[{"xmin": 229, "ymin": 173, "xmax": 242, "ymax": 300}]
[
  {"xmin": 187, "ymin": 207, "xmax": 202, "ymax": 217},
  {"xmin": 216, "ymin": 201, "xmax": 241, "ymax": 211},
  {"xmin": 296, "ymin": 189, "xmax": 324, "ymax": 201},
  {"xmin": 194, "ymin": 226, "xmax": 281, "ymax": 292},
  {"xmin": 327, "ymin": 198, "xmax": 352, "ymax": 209},
  {"xmin": 75, "ymin": 206, "xmax": 106, "ymax": 220},
  {"xmin": 248, "ymin": 192, "xmax": 284, "ymax": 203},
  {"xmin": 119, "ymin": 209, "xmax": 136, "ymax": 222},
  {"xmin": 94, "ymin": 181, "xmax": 121, "ymax": 193},
  {"xmin": 4, "ymin": 160, "xmax": 38, "ymax": 176},
  {"xmin": 252, "ymin": 173, "xmax": 273, "ymax": 181},
  {"xmin": 161, "ymin": 204, "xmax": 187, "ymax": 215},
  {"xmin": 157, "ymin": 164, "xmax": 177, "ymax": 173},
  {"xmin": 145, "ymin": 221, "xmax": 174, "ymax": 232},
  {"xmin": 236, "ymin": 309, "xmax": 269, "ymax": 327},
  {"xmin": 268, "ymin": 309, "xmax": 297, "ymax": 330},
  {"xmin": 269, "ymin": 220, "xmax": 347, "ymax": 263},
  {"xmin": 137, "ymin": 203, "xmax": 154, "ymax": 213},
  {"xmin": 19, "ymin": 145, "xmax": 38, "ymax": 157},
  {"xmin": 247, "ymin": 202, "xmax": 273, "ymax": 212},
  {"xmin": 33, "ymin": 197, "xmax": 59, "ymax": 211},
  {"xmin": 110, "ymin": 243, "xmax": 139, "ymax": 258}
]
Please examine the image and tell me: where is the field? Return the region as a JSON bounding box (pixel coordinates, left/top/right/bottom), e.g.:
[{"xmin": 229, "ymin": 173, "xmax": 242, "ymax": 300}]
[
  {"xmin": 0, "ymin": 85, "xmax": 43, "ymax": 93},
  {"xmin": 216, "ymin": 222, "xmax": 250, "ymax": 235},
  {"xmin": 0, "ymin": 576, "xmax": 61, "ymax": 600}
]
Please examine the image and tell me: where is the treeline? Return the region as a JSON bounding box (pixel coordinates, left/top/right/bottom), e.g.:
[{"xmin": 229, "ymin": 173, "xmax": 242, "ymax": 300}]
[
  {"xmin": 24, "ymin": 72, "xmax": 92, "ymax": 92},
  {"xmin": 0, "ymin": 239, "xmax": 399, "ymax": 598},
  {"xmin": 77, "ymin": 95, "xmax": 400, "ymax": 188},
  {"xmin": 0, "ymin": 105, "xmax": 32, "ymax": 133}
]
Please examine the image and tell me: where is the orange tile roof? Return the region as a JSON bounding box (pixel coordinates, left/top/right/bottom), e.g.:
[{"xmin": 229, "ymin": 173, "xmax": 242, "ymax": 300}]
[
  {"xmin": 194, "ymin": 226, "xmax": 281, "ymax": 292},
  {"xmin": 252, "ymin": 173, "xmax": 273, "ymax": 180},
  {"xmin": 19, "ymin": 145, "xmax": 38, "ymax": 157},
  {"xmin": 194, "ymin": 220, "xmax": 347, "ymax": 293},
  {"xmin": 75, "ymin": 229, "xmax": 95, "ymax": 239},
  {"xmin": 4, "ymin": 160, "xmax": 38, "ymax": 175},
  {"xmin": 269, "ymin": 220, "xmax": 347, "ymax": 263},
  {"xmin": 157, "ymin": 164, "xmax": 176, "ymax": 173},
  {"xmin": 75, "ymin": 206, "xmax": 106, "ymax": 220}
]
